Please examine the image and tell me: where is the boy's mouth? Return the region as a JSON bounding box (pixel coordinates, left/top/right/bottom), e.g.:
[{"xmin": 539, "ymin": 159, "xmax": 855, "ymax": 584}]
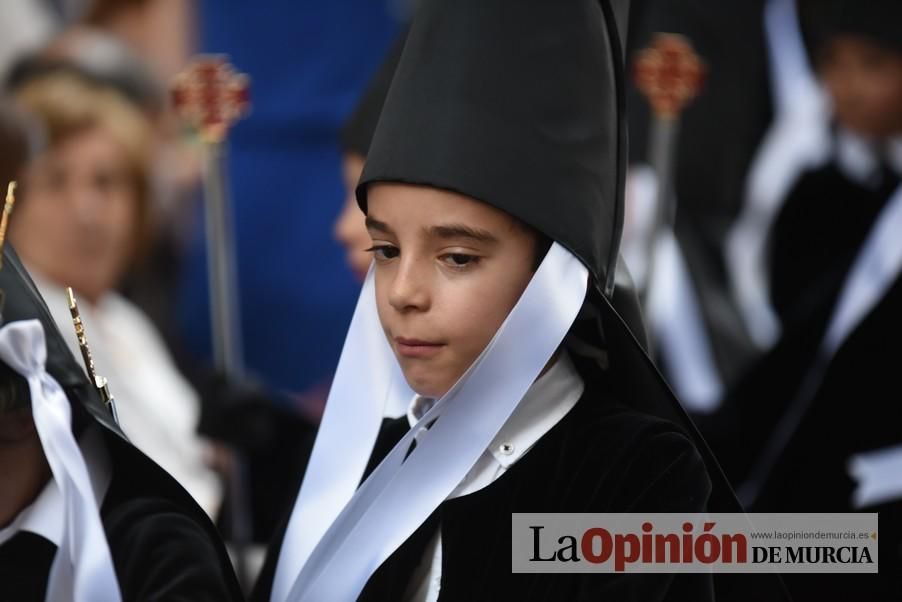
[{"xmin": 395, "ymin": 337, "xmax": 445, "ymax": 358}]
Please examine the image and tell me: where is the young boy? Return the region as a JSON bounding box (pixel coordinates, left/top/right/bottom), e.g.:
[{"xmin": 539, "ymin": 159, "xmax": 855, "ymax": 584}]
[
  {"xmin": 0, "ymin": 246, "xmax": 243, "ymax": 601},
  {"xmin": 257, "ymin": 1, "xmax": 788, "ymax": 600}
]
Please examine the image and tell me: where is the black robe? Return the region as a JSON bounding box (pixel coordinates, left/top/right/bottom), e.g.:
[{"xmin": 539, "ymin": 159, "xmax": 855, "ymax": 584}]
[
  {"xmin": 357, "ymin": 375, "xmax": 714, "ymax": 601},
  {"xmin": 254, "ymin": 360, "xmax": 789, "ymax": 601},
  {"xmin": 769, "ymin": 162, "xmax": 900, "ymax": 332},
  {"xmin": 702, "ymin": 161, "xmax": 902, "ymax": 601},
  {"xmin": 0, "ymin": 427, "xmax": 245, "ymax": 601}
]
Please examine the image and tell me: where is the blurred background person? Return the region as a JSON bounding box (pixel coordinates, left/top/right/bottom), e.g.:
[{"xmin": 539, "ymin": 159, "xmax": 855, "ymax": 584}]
[
  {"xmin": 705, "ymin": 0, "xmax": 902, "ymax": 598},
  {"xmin": 0, "ymin": 100, "xmax": 33, "ymax": 191},
  {"xmin": 334, "ymin": 30, "xmax": 407, "ymax": 282},
  {"xmin": 623, "ymin": 0, "xmax": 773, "ymax": 414},
  {"xmin": 5, "ymin": 66, "xmax": 224, "ymax": 518}
]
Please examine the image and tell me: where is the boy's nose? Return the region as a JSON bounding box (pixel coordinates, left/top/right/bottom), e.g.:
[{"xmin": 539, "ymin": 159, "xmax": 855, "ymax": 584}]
[{"xmin": 388, "ymin": 259, "xmax": 430, "ymax": 312}]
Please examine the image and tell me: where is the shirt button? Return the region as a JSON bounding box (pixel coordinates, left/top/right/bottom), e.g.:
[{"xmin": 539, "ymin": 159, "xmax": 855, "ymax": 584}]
[{"xmin": 499, "ymin": 443, "xmax": 514, "ymax": 455}]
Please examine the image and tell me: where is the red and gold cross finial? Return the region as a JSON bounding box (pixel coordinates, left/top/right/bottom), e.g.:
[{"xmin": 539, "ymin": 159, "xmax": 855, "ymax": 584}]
[
  {"xmin": 171, "ymin": 55, "xmax": 250, "ymax": 144},
  {"xmin": 634, "ymin": 34, "xmax": 705, "ymax": 120}
]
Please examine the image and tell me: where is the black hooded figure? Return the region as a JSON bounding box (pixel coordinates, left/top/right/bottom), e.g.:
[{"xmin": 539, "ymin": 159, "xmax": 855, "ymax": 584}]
[
  {"xmin": 339, "ymin": 22, "xmax": 651, "ymax": 347},
  {"xmin": 0, "ymin": 245, "xmax": 243, "ymax": 601},
  {"xmin": 255, "ymin": 0, "xmax": 789, "ymax": 600}
]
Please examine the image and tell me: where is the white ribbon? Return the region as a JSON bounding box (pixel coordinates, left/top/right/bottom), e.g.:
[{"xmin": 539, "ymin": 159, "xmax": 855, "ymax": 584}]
[
  {"xmin": 848, "ymin": 444, "xmax": 902, "ymax": 509},
  {"xmin": 273, "ymin": 243, "xmax": 587, "ymax": 601},
  {"xmin": 647, "ymin": 229, "xmax": 724, "ymax": 413},
  {"xmin": 269, "ymin": 262, "xmax": 413, "ymax": 602},
  {"xmin": 0, "ymin": 319, "xmax": 122, "ymax": 602},
  {"xmin": 725, "ymin": 0, "xmax": 831, "ymax": 349},
  {"xmin": 822, "ymin": 183, "xmax": 902, "ymax": 356}
]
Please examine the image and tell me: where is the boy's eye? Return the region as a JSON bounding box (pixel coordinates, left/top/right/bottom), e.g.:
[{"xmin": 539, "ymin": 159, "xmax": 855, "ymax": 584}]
[
  {"xmin": 440, "ymin": 253, "xmax": 479, "ymax": 268},
  {"xmin": 365, "ymin": 245, "xmax": 400, "ymax": 261}
]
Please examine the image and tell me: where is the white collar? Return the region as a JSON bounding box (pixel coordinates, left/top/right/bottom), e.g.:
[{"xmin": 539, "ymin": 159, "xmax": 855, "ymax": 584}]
[
  {"xmin": 406, "ymin": 350, "xmax": 585, "ymax": 469},
  {"xmin": 835, "ymin": 129, "xmax": 902, "ymax": 186},
  {"xmin": 0, "ymin": 424, "xmax": 112, "ymax": 548}
]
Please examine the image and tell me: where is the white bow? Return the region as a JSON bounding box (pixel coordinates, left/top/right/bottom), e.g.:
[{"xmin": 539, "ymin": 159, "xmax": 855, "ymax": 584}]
[{"xmin": 0, "ymin": 319, "xmax": 122, "ymax": 602}]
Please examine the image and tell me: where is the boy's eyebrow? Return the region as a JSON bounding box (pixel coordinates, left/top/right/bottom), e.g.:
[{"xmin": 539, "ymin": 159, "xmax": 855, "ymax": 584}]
[
  {"xmin": 427, "ymin": 223, "xmax": 499, "ymax": 244},
  {"xmin": 365, "ymin": 216, "xmax": 395, "ymax": 235}
]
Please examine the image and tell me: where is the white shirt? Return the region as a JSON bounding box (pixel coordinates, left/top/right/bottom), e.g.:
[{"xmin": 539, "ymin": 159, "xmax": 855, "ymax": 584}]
[
  {"xmin": 835, "ymin": 130, "xmax": 902, "ymax": 186},
  {"xmin": 0, "ymin": 424, "xmax": 111, "ymax": 549},
  {"xmin": 403, "ymin": 351, "xmax": 585, "ymax": 602},
  {"xmin": 29, "ymin": 270, "xmax": 223, "ymax": 518}
]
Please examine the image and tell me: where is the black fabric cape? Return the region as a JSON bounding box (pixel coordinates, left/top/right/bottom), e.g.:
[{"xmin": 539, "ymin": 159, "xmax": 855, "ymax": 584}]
[
  {"xmin": 0, "ymin": 245, "xmax": 244, "ymax": 601},
  {"xmin": 0, "ymin": 429, "xmax": 245, "ymax": 601},
  {"xmin": 253, "ymin": 354, "xmax": 789, "ymax": 602},
  {"xmin": 358, "ymin": 362, "xmax": 713, "ymax": 602},
  {"xmin": 770, "ymin": 162, "xmax": 900, "ymax": 332},
  {"xmin": 700, "ymin": 162, "xmax": 902, "ymax": 600}
]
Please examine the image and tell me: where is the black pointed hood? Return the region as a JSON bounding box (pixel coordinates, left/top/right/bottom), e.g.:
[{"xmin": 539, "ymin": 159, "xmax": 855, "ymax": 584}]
[
  {"xmin": 800, "ymin": 0, "xmax": 902, "ymax": 56},
  {"xmin": 358, "ymin": 0, "xmax": 626, "ymax": 297},
  {"xmin": 340, "ymin": 29, "xmax": 409, "ymax": 158}
]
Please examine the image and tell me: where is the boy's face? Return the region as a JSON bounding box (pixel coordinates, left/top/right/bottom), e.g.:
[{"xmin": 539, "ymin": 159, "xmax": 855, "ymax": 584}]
[
  {"xmin": 366, "ymin": 183, "xmax": 538, "ymax": 399},
  {"xmin": 819, "ymin": 35, "xmax": 902, "ymax": 139}
]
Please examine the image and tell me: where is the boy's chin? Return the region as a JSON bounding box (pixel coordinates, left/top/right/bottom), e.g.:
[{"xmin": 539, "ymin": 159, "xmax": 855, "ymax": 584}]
[{"xmin": 402, "ymin": 371, "xmax": 452, "ymax": 401}]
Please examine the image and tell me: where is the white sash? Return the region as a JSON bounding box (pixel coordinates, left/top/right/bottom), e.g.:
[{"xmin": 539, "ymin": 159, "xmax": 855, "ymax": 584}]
[
  {"xmin": 823, "ymin": 183, "xmax": 902, "ymax": 355},
  {"xmin": 272, "ymin": 243, "xmax": 587, "ymax": 601},
  {"xmin": 740, "ymin": 183, "xmax": 902, "ymax": 506},
  {"xmin": 725, "ymin": 0, "xmax": 830, "ymax": 349},
  {"xmin": 647, "ymin": 229, "xmax": 724, "ymax": 412},
  {"xmin": 0, "ymin": 320, "xmax": 122, "ymax": 602},
  {"xmin": 848, "ymin": 444, "xmax": 902, "ymax": 509},
  {"xmin": 624, "ymin": 167, "xmax": 724, "ymax": 412},
  {"xmin": 269, "ymin": 262, "xmax": 412, "ymax": 602}
]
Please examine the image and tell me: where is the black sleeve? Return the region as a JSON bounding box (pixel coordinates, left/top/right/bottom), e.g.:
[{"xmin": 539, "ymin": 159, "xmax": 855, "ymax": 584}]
[{"xmin": 573, "ymin": 429, "xmax": 714, "ymax": 602}]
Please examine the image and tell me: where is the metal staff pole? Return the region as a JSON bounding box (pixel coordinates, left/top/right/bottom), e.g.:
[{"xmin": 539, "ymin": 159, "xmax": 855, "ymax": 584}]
[
  {"xmin": 633, "ymin": 34, "xmax": 705, "ymax": 313},
  {"xmin": 171, "ymin": 56, "xmax": 253, "ymax": 589}
]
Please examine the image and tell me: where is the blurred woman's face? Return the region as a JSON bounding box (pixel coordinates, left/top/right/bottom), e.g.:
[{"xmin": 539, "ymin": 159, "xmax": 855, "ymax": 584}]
[{"xmin": 11, "ymin": 126, "xmax": 139, "ymax": 303}]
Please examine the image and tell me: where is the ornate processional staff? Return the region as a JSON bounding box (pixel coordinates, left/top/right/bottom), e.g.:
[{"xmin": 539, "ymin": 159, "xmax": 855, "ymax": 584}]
[
  {"xmin": 0, "ymin": 182, "xmax": 17, "ymax": 319},
  {"xmin": 171, "ymin": 57, "xmax": 250, "ymax": 379},
  {"xmin": 67, "ymin": 287, "xmax": 120, "ymax": 424},
  {"xmin": 171, "ymin": 56, "xmax": 253, "ymax": 586},
  {"xmin": 633, "ymin": 34, "xmax": 705, "ymax": 308}
]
